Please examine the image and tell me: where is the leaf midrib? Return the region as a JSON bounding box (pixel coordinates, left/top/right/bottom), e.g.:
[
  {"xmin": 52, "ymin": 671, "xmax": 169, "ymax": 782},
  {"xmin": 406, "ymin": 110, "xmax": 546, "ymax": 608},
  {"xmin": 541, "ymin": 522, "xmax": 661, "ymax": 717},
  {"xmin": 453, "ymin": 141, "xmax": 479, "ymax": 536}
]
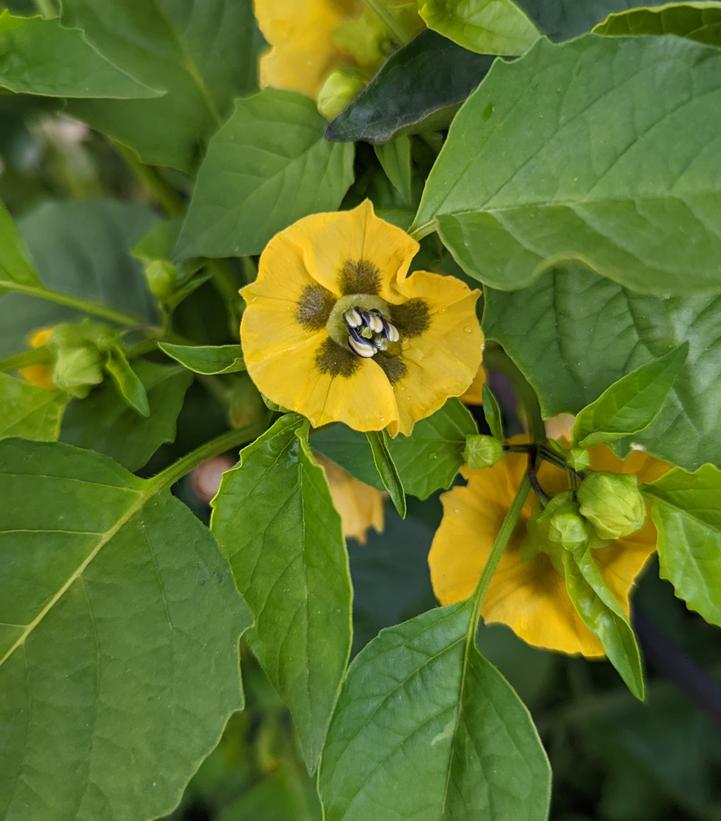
[{"xmin": 0, "ymin": 479, "xmax": 154, "ymax": 669}]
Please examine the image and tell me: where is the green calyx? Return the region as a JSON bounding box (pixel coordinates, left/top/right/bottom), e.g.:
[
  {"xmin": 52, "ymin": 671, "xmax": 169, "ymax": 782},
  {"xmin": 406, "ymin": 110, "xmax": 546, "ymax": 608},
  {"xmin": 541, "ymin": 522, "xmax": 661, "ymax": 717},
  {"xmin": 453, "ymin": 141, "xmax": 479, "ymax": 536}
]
[
  {"xmin": 577, "ymin": 472, "xmax": 646, "ymax": 540},
  {"xmin": 464, "ymin": 434, "xmax": 504, "ymax": 469},
  {"xmin": 523, "ymin": 492, "xmax": 595, "ymax": 572},
  {"xmin": 317, "ymin": 69, "xmax": 365, "ymax": 121},
  {"xmin": 48, "ymin": 320, "xmax": 117, "ymax": 398}
]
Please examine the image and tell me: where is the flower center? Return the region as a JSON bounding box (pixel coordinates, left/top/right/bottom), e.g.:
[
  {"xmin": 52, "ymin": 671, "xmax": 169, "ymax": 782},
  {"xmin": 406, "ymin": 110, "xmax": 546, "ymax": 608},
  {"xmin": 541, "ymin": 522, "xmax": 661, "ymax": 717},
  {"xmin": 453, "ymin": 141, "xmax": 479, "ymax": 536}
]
[{"xmin": 326, "ymin": 294, "xmax": 402, "ymax": 359}]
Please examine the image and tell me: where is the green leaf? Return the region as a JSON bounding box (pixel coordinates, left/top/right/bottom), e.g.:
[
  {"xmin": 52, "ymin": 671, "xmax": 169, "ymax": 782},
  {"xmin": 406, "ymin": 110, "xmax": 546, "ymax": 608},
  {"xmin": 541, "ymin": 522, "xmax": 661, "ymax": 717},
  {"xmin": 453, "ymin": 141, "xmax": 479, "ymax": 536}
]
[
  {"xmin": 595, "ymin": 2, "xmax": 721, "ymax": 45},
  {"xmin": 0, "ymin": 199, "xmax": 157, "ymax": 358},
  {"xmin": 319, "ymin": 602, "xmax": 551, "ymax": 820},
  {"xmin": 415, "ymin": 34, "xmax": 721, "ymax": 295},
  {"xmin": 483, "ymin": 265, "xmax": 721, "ymax": 470},
  {"xmin": 61, "ymin": 361, "xmax": 192, "ymax": 471},
  {"xmin": 313, "ymin": 399, "xmax": 478, "ymax": 499},
  {"xmin": 0, "ymin": 198, "xmax": 39, "ymax": 288},
  {"xmin": 366, "ymin": 430, "xmax": 407, "ymax": 518},
  {"xmin": 482, "ymin": 384, "xmax": 504, "ymax": 441},
  {"xmin": 176, "ymin": 90, "xmax": 354, "ymax": 259},
  {"xmin": 61, "ymin": 0, "xmax": 263, "ymax": 171},
  {"xmin": 0, "ymin": 372, "xmax": 67, "ymax": 441},
  {"xmin": 0, "ymin": 438, "xmax": 251, "ymax": 820},
  {"xmin": 644, "ymin": 465, "xmax": 721, "ymax": 627},
  {"xmin": 563, "ymin": 548, "xmax": 645, "ymax": 699},
  {"xmin": 104, "ymin": 346, "xmax": 150, "ymax": 417},
  {"xmin": 0, "ymin": 11, "xmax": 161, "ymax": 98},
  {"xmin": 211, "ymin": 414, "xmax": 352, "ymax": 772},
  {"xmin": 159, "ymin": 342, "xmax": 245, "ymax": 375},
  {"xmin": 513, "ymin": 0, "xmax": 669, "ymax": 41},
  {"xmin": 419, "ymin": 0, "xmax": 540, "ymax": 55},
  {"xmin": 374, "ymin": 135, "xmax": 413, "ymax": 201},
  {"xmin": 325, "ymin": 30, "xmax": 495, "ymax": 144},
  {"xmin": 573, "ymin": 345, "xmax": 688, "ymax": 448}
]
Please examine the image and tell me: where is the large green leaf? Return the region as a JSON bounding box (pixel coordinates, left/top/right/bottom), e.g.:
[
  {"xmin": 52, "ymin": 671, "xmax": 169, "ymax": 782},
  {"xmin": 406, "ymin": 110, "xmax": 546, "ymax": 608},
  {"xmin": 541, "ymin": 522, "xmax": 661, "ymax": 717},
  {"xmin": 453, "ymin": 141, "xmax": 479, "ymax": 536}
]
[
  {"xmin": 563, "ymin": 548, "xmax": 645, "ymax": 699},
  {"xmin": 0, "ymin": 199, "xmax": 156, "ymax": 358},
  {"xmin": 0, "ymin": 373, "xmax": 67, "ymax": 441},
  {"xmin": 513, "ymin": 0, "xmax": 670, "ymax": 40},
  {"xmin": 313, "ymin": 399, "xmax": 478, "ymax": 499},
  {"xmin": 483, "ymin": 265, "xmax": 721, "ymax": 470},
  {"xmin": 326, "ymin": 30, "xmax": 495, "ymax": 144},
  {"xmin": 0, "ymin": 438, "xmax": 251, "ymax": 820},
  {"xmin": 0, "ymin": 199, "xmax": 39, "ymax": 289},
  {"xmin": 211, "ymin": 414, "xmax": 352, "ymax": 772},
  {"xmin": 61, "ymin": 361, "xmax": 192, "ymax": 471},
  {"xmin": 318, "ymin": 602, "xmax": 551, "ymax": 820},
  {"xmin": 644, "ymin": 465, "xmax": 721, "ymax": 627},
  {"xmin": 419, "ymin": 0, "xmax": 539, "ymax": 55},
  {"xmin": 572, "ymin": 345, "xmax": 688, "ymax": 447},
  {"xmin": 61, "ymin": 0, "xmax": 263, "ymax": 171},
  {"xmin": 177, "ymin": 90, "xmax": 354, "ymax": 259},
  {"xmin": 596, "ymin": 2, "xmax": 721, "ymax": 44},
  {"xmin": 415, "ymin": 34, "xmax": 721, "ymax": 295},
  {"xmin": 0, "ymin": 11, "xmax": 160, "ymax": 98}
]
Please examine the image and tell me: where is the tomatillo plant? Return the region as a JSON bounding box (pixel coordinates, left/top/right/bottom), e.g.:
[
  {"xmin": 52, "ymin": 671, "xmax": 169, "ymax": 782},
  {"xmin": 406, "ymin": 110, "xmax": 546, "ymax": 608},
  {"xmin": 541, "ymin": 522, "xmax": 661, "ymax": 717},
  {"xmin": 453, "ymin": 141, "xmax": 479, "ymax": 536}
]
[{"xmin": 1, "ymin": 2, "xmax": 721, "ymax": 819}]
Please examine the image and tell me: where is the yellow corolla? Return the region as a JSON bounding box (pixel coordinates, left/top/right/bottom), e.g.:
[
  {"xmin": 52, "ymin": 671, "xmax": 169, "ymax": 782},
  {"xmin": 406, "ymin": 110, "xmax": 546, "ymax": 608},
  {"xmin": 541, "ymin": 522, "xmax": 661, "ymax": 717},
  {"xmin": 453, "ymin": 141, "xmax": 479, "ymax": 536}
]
[
  {"xmin": 429, "ymin": 445, "xmax": 669, "ymax": 656},
  {"xmin": 240, "ymin": 201, "xmax": 483, "ymax": 436},
  {"xmin": 317, "ymin": 454, "xmax": 385, "ymax": 543},
  {"xmin": 19, "ymin": 327, "xmax": 54, "ymax": 389},
  {"xmin": 254, "ymin": 0, "xmax": 363, "ymax": 97},
  {"xmin": 461, "ymin": 365, "xmax": 486, "ymax": 405}
]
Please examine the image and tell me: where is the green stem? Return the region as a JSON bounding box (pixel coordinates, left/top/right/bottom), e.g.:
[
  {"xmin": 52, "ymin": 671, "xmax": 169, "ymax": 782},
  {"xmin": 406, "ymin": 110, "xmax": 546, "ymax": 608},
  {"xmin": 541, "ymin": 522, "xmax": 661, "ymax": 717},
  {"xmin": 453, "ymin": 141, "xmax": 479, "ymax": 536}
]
[
  {"xmin": 409, "ymin": 220, "xmax": 437, "ymax": 241},
  {"xmin": 365, "ymin": 0, "xmax": 408, "ymax": 44},
  {"xmin": 148, "ymin": 421, "xmax": 266, "ymax": 492},
  {"xmin": 0, "ymin": 348, "xmax": 51, "ymax": 373},
  {"xmin": 469, "ymin": 476, "xmax": 531, "ymax": 632},
  {"xmin": 115, "ymin": 142, "xmax": 184, "ymax": 217},
  {"xmin": 8, "ymin": 283, "xmax": 143, "ymax": 328}
]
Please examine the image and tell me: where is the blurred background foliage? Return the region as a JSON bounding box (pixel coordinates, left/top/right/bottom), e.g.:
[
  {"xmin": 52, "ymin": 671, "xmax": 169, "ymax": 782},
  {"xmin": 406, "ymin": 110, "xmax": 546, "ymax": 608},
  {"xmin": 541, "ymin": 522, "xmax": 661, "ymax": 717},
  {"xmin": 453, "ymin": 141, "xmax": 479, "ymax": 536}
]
[{"xmin": 2, "ymin": 60, "xmax": 721, "ymax": 821}]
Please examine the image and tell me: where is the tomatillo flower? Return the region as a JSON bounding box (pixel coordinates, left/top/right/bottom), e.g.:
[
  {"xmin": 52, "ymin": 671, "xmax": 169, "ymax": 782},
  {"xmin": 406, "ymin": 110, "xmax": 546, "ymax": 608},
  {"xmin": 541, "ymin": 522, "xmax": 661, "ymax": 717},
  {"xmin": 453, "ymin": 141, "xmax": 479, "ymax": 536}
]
[
  {"xmin": 428, "ymin": 444, "xmax": 668, "ymax": 656},
  {"xmin": 254, "ymin": 0, "xmax": 363, "ymax": 97},
  {"xmin": 317, "ymin": 454, "xmax": 385, "ymax": 544},
  {"xmin": 240, "ymin": 201, "xmax": 483, "ymax": 435}
]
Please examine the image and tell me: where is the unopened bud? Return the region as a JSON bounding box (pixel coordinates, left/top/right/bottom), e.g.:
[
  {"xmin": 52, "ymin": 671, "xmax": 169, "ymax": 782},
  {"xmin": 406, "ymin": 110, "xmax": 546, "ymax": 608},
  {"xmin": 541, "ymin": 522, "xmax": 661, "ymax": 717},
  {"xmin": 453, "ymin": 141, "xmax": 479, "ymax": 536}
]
[
  {"xmin": 567, "ymin": 447, "xmax": 591, "ymax": 471},
  {"xmin": 52, "ymin": 345, "xmax": 103, "ymax": 397},
  {"xmin": 577, "ymin": 472, "xmax": 646, "ymax": 540},
  {"xmin": 464, "ymin": 434, "xmax": 504, "ymax": 469},
  {"xmin": 317, "ymin": 69, "xmax": 365, "ymax": 121},
  {"xmin": 144, "ymin": 259, "xmax": 176, "ymax": 300}
]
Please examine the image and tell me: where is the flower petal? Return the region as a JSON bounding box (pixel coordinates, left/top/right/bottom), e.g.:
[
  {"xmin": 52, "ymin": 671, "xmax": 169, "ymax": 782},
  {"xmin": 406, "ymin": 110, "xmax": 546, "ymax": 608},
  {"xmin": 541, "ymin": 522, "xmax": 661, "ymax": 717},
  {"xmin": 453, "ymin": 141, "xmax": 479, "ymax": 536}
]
[
  {"xmin": 281, "ymin": 201, "xmax": 419, "ymax": 301},
  {"xmin": 317, "ymin": 454, "xmax": 385, "ymax": 543},
  {"xmin": 385, "ymin": 271, "xmax": 482, "ymax": 436},
  {"xmin": 247, "ymin": 332, "xmax": 398, "ymax": 431},
  {"xmin": 255, "ymin": 0, "xmax": 361, "ymax": 97}
]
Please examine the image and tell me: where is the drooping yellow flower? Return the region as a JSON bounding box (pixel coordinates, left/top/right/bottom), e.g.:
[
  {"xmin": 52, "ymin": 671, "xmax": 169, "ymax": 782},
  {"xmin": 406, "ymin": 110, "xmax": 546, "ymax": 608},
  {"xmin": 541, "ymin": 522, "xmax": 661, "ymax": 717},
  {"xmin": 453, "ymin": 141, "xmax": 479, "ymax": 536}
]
[
  {"xmin": 254, "ymin": 0, "xmax": 363, "ymax": 97},
  {"xmin": 317, "ymin": 454, "xmax": 385, "ymax": 543},
  {"xmin": 19, "ymin": 327, "xmax": 54, "ymax": 389},
  {"xmin": 429, "ymin": 444, "xmax": 668, "ymax": 656},
  {"xmin": 240, "ymin": 201, "xmax": 483, "ymax": 436}
]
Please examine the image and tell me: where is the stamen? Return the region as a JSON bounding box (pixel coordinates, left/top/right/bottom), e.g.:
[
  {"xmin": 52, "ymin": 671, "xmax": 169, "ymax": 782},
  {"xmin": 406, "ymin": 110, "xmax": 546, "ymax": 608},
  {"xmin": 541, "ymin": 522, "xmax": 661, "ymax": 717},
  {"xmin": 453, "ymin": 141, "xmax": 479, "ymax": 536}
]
[
  {"xmin": 384, "ymin": 322, "xmax": 400, "ymax": 343},
  {"xmin": 368, "ymin": 311, "xmax": 384, "ymax": 334},
  {"xmin": 348, "ymin": 335, "xmax": 376, "ymax": 358},
  {"xmin": 344, "ymin": 307, "xmax": 363, "ymax": 328}
]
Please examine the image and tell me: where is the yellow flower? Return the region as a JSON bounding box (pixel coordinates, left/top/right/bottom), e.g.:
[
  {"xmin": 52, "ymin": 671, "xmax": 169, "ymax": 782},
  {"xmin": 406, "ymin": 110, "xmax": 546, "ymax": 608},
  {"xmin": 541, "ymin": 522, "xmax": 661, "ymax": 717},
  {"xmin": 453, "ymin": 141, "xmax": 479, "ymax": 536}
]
[
  {"xmin": 254, "ymin": 0, "xmax": 363, "ymax": 97},
  {"xmin": 317, "ymin": 454, "xmax": 385, "ymax": 543},
  {"xmin": 19, "ymin": 327, "xmax": 54, "ymax": 389},
  {"xmin": 240, "ymin": 201, "xmax": 483, "ymax": 436},
  {"xmin": 428, "ymin": 444, "xmax": 668, "ymax": 656}
]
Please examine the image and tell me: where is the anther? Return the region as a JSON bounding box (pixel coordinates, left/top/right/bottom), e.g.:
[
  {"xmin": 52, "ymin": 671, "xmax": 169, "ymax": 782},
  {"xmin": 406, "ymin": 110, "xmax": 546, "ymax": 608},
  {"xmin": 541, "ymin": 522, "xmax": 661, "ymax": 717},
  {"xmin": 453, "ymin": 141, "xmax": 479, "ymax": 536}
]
[
  {"xmin": 344, "ymin": 308, "xmax": 363, "ymax": 328},
  {"xmin": 368, "ymin": 311, "xmax": 384, "ymax": 333},
  {"xmin": 348, "ymin": 335, "xmax": 376, "ymax": 358},
  {"xmin": 384, "ymin": 322, "xmax": 400, "ymax": 343}
]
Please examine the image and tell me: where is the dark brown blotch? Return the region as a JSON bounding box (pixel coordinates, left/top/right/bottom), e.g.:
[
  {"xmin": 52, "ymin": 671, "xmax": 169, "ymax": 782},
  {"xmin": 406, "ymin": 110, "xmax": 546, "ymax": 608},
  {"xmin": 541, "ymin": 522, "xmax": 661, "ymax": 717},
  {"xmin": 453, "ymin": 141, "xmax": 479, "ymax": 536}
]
[
  {"xmin": 297, "ymin": 284, "xmax": 336, "ymax": 329},
  {"xmin": 376, "ymin": 354, "xmax": 407, "ymax": 384},
  {"xmin": 339, "ymin": 259, "xmax": 381, "ymax": 295},
  {"xmin": 391, "ymin": 298, "xmax": 430, "ymax": 338},
  {"xmin": 315, "ymin": 337, "xmax": 360, "ymax": 377}
]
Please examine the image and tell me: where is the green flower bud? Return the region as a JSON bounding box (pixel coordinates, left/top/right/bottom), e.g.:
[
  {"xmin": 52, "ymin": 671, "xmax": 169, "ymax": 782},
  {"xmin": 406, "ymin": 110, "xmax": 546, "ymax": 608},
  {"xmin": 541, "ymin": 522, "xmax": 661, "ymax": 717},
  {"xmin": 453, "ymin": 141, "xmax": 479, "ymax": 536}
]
[
  {"xmin": 567, "ymin": 447, "xmax": 591, "ymax": 471},
  {"xmin": 464, "ymin": 434, "xmax": 504, "ymax": 469},
  {"xmin": 317, "ymin": 69, "xmax": 365, "ymax": 121},
  {"xmin": 577, "ymin": 472, "xmax": 646, "ymax": 540},
  {"xmin": 144, "ymin": 259, "xmax": 176, "ymax": 300},
  {"xmin": 52, "ymin": 345, "xmax": 104, "ymax": 397},
  {"xmin": 548, "ymin": 508, "xmax": 591, "ymax": 552}
]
